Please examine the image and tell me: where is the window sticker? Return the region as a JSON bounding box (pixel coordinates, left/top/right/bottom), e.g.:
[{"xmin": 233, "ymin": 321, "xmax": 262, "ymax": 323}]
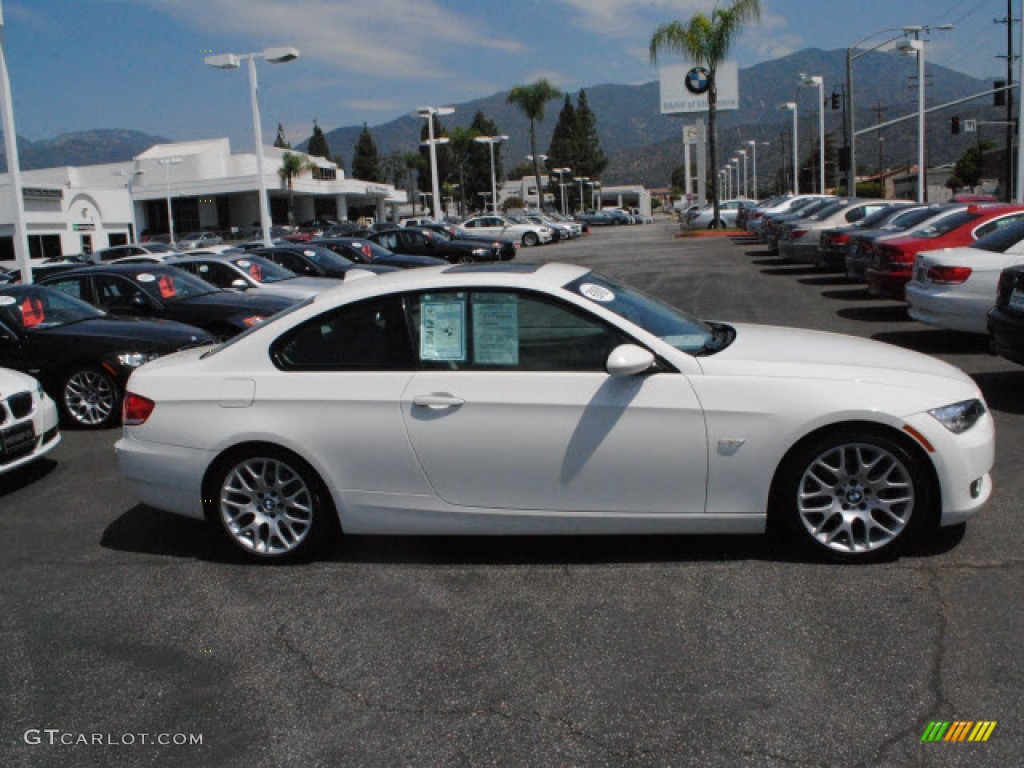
[
  {"xmin": 198, "ymin": 264, "xmax": 210, "ymax": 273},
  {"xmin": 135, "ymin": 273, "xmax": 156, "ymax": 283},
  {"xmin": 21, "ymin": 297, "xmax": 45, "ymax": 327},
  {"xmin": 236, "ymin": 260, "xmax": 251, "ymax": 267},
  {"xmin": 579, "ymin": 282, "xmax": 615, "ymax": 303},
  {"xmin": 0, "ymin": 296, "xmax": 16, "ymax": 306},
  {"xmin": 473, "ymin": 294, "xmax": 518, "ymax": 365},
  {"xmin": 420, "ymin": 299, "xmax": 466, "ymax": 361}
]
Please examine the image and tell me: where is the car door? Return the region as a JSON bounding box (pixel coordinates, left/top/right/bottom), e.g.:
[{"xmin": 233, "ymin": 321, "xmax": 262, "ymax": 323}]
[
  {"xmin": 399, "ymin": 289, "xmax": 708, "ymax": 514},
  {"xmin": 92, "ymin": 274, "xmax": 159, "ymax": 317},
  {"xmin": 397, "ymin": 231, "xmax": 429, "ymax": 256}
]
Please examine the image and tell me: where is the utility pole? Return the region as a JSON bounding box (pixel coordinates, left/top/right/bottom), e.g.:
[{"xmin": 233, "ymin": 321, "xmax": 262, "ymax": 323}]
[{"xmin": 995, "ymin": 3, "xmax": 1017, "ymax": 200}]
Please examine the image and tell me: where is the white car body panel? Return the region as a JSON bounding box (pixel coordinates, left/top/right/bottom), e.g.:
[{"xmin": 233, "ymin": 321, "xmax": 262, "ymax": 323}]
[
  {"xmin": 906, "ymin": 244, "xmax": 1024, "ymax": 334},
  {"xmin": 115, "ymin": 264, "xmax": 994, "ymax": 537},
  {"xmin": 0, "ymin": 368, "xmax": 60, "ymax": 474},
  {"xmin": 461, "ymin": 216, "xmax": 553, "ymax": 245}
]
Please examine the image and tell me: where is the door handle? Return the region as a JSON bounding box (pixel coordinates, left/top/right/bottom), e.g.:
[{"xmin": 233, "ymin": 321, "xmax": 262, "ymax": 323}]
[{"xmin": 412, "ymin": 393, "xmax": 465, "ymax": 408}]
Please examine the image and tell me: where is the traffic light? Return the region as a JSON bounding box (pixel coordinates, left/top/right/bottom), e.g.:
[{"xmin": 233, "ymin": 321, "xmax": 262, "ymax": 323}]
[
  {"xmin": 951, "ymin": 116, "xmax": 960, "ymax": 135},
  {"xmin": 995, "ymin": 79, "xmax": 1006, "ymax": 107},
  {"xmin": 831, "ymin": 92, "xmax": 841, "ymax": 110}
]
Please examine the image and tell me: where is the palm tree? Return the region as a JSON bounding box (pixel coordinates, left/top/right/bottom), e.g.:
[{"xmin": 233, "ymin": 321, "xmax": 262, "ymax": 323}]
[
  {"xmin": 278, "ymin": 151, "xmax": 314, "ymax": 226},
  {"xmin": 650, "ymin": 0, "xmax": 760, "ymax": 228},
  {"xmin": 507, "ymin": 79, "xmax": 561, "ymax": 211}
]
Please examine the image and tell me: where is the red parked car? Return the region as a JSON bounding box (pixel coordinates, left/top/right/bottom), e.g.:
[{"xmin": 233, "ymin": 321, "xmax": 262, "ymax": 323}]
[{"xmin": 866, "ymin": 204, "xmax": 1024, "ymax": 300}]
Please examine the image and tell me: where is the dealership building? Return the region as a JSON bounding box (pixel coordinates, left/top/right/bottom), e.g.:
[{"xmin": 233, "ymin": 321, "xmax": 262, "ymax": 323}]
[{"xmin": 0, "ymin": 137, "xmax": 406, "ymax": 265}]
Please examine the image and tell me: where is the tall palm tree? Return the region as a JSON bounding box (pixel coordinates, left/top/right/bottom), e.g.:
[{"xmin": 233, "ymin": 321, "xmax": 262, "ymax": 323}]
[
  {"xmin": 278, "ymin": 151, "xmax": 314, "ymax": 226},
  {"xmin": 650, "ymin": 0, "xmax": 760, "ymax": 228},
  {"xmin": 507, "ymin": 79, "xmax": 561, "ymax": 211}
]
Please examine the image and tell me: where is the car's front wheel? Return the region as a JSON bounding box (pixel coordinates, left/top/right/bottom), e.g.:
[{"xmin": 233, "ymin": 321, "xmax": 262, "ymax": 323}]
[
  {"xmin": 522, "ymin": 232, "xmax": 539, "ymax": 247},
  {"xmin": 60, "ymin": 366, "xmax": 120, "ymax": 428},
  {"xmin": 211, "ymin": 448, "xmax": 335, "ymax": 561},
  {"xmin": 775, "ymin": 429, "xmax": 933, "ymax": 562}
]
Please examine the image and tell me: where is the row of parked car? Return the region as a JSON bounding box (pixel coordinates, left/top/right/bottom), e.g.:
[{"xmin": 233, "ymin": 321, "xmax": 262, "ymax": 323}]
[{"xmin": 743, "ymin": 193, "xmax": 1024, "ymax": 365}]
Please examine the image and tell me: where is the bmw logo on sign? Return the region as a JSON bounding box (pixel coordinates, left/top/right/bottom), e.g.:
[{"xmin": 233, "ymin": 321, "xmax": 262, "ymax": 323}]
[{"xmin": 684, "ymin": 66, "xmax": 710, "ymax": 95}]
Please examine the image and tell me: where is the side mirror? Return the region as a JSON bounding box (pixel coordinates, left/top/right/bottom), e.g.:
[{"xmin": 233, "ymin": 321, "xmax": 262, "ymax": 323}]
[
  {"xmin": 606, "ymin": 344, "xmax": 655, "ymax": 377},
  {"xmin": 230, "ymin": 279, "xmax": 249, "ymax": 291}
]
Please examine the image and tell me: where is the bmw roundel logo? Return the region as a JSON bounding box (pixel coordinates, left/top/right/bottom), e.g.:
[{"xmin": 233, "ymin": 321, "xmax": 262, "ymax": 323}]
[{"xmin": 684, "ymin": 66, "xmax": 711, "ymax": 95}]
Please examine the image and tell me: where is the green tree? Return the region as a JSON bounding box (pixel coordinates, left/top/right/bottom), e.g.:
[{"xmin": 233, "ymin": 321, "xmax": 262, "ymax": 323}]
[
  {"xmin": 574, "ymin": 89, "xmax": 607, "ymax": 181},
  {"xmin": 446, "ymin": 126, "xmax": 479, "ymax": 215},
  {"xmin": 547, "ymin": 95, "xmax": 577, "ymax": 211},
  {"xmin": 352, "ymin": 123, "xmax": 382, "ymax": 182},
  {"xmin": 466, "ymin": 111, "xmax": 503, "ymax": 213},
  {"xmin": 307, "ymin": 119, "xmax": 331, "ymax": 159},
  {"xmin": 947, "ymin": 140, "xmax": 996, "ymax": 191},
  {"xmin": 273, "ymin": 123, "xmax": 290, "ymax": 149},
  {"xmin": 650, "ymin": 0, "xmax": 761, "ymax": 227},
  {"xmin": 507, "ymin": 78, "xmax": 561, "ymax": 211},
  {"xmin": 277, "ymin": 151, "xmax": 314, "ymax": 225}
]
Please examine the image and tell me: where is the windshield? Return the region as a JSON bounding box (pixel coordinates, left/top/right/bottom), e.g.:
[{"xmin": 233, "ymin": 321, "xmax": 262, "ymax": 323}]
[
  {"xmin": 298, "ymin": 245, "xmax": 354, "ymax": 268},
  {"xmin": 972, "ymin": 218, "xmax": 1024, "ymax": 253},
  {"xmin": 808, "ymin": 202, "xmax": 847, "ymax": 220},
  {"xmin": 134, "ymin": 268, "xmax": 219, "ymax": 302},
  {"xmin": 909, "ymin": 210, "xmax": 979, "ymax": 239},
  {"xmin": 344, "ymin": 239, "xmax": 394, "ymax": 262},
  {"xmin": 564, "ymin": 272, "xmax": 723, "ymax": 355},
  {"xmin": 883, "ymin": 206, "xmax": 940, "ymax": 230},
  {"xmin": 229, "ymin": 255, "xmax": 296, "ymax": 283},
  {"xmin": 858, "ymin": 205, "xmax": 905, "ymax": 229},
  {"xmin": 0, "ymin": 284, "xmax": 105, "ymax": 330}
]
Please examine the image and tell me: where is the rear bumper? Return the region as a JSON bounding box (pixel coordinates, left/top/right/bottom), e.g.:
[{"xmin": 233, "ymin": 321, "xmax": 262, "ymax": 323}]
[
  {"xmin": 115, "ymin": 435, "xmax": 213, "ymax": 520},
  {"xmin": 905, "ymin": 283, "xmax": 988, "ymax": 334},
  {"xmin": 866, "ymin": 267, "xmax": 911, "ymax": 300}
]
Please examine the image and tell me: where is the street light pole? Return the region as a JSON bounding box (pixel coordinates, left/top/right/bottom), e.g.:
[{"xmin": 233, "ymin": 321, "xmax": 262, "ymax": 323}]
[
  {"xmin": 800, "ymin": 75, "xmax": 825, "ymax": 193},
  {"xmin": 113, "ymin": 168, "xmax": 144, "ymax": 242},
  {"xmin": 897, "ymin": 39, "xmax": 927, "ymax": 202},
  {"xmin": 552, "ymin": 168, "xmax": 571, "ymax": 215},
  {"xmin": 779, "ymin": 102, "xmax": 799, "ymax": 194},
  {"xmin": 206, "ymin": 46, "xmax": 300, "ymax": 246},
  {"xmin": 158, "ymin": 158, "xmax": 183, "ymax": 244},
  {"xmin": 737, "ymin": 149, "xmax": 748, "ymax": 197},
  {"xmin": 576, "ymin": 176, "xmax": 589, "ymax": 213},
  {"xmin": 474, "ymin": 135, "xmax": 508, "ymax": 214},
  {"xmin": 0, "ymin": 1, "xmax": 30, "ymax": 283},
  {"xmin": 417, "ymin": 105, "xmax": 455, "ymax": 220}
]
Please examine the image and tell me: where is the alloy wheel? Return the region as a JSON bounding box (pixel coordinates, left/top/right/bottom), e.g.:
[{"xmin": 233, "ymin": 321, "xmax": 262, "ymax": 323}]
[{"xmin": 63, "ymin": 370, "xmax": 116, "ymax": 426}]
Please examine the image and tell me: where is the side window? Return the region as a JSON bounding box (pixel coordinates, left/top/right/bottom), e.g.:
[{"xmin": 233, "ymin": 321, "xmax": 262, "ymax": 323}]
[
  {"xmin": 272, "ymin": 296, "xmax": 413, "ymax": 371},
  {"xmin": 187, "ymin": 261, "xmax": 236, "ymax": 288},
  {"xmin": 845, "ymin": 207, "xmax": 866, "ymax": 223},
  {"xmin": 464, "ymin": 219, "xmax": 478, "ymax": 228},
  {"xmin": 45, "ymin": 277, "xmax": 86, "ymax": 301},
  {"xmin": 267, "ymin": 251, "xmax": 306, "ymax": 274},
  {"xmin": 407, "ymin": 290, "xmax": 629, "ymax": 372},
  {"xmin": 976, "ymin": 213, "xmax": 1024, "ymax": 239},
  {"xmin": 94, "ymin": 275, "xmax": 148, "ymax": 309}
]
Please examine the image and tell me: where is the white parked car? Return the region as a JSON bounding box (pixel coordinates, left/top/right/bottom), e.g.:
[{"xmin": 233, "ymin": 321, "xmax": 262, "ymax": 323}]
[
  {"xmin": 167, "ymin": 254, "xmax": 340, "ymax": 301},
  {"xmin": 116, "ymin": 263, "xmax": 994, "ymax": 563},
  {"xmin": 176, "ymin": 232, "xmax": 224, "ymax": 250},
  {"xmin": 906, "ymin": 218, "xmax": 1024, "ymax": 334},
  {"xmin": 683, "ymin": 199, "xmax": 755, "ymax": 229},
  {"xmin": 461, "ymin": 215, "xmax": 553, "ymax": 246},
  {"xmin": 0, "ymin": 367, "xmax": 60, "ymax": 474}
]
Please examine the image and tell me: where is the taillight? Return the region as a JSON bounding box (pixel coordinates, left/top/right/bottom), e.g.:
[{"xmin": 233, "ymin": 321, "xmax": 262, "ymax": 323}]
[
  {"xmin": 832, "ymin": 233, "xmax": 850, "ymax": 245},
  {"xmin": 792, "ymin": 229, "xmax": 808, "ymax": 239},
  {"xmin": 123, "ymin": 393, "xmax": 155, "ymax": 426},
  {"xmin": 927, "ymin": 266, "xmax": 973, "ymax": 284},
  {"xmin": 878, "ymin": 246, "xmax": 913, "ymax": 267}
]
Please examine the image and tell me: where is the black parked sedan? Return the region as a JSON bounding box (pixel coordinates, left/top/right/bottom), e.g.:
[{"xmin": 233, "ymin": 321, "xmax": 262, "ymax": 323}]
[
  {"xmin": 368, "ymin": 227, "xmax": 515, "ymax": 263},
  {"xmin": 313, "ymin": 238, "xmax": 447, "ymax": 270},
  {"xmin": 248, "ymin": 244, "xmax": 401, "ymax": 278},
  {"xmin": 988, "ymin": 265, "xmax": 1024, "ymax": 365},
  {"xmin": 0, "ymin": 284, "xmax": 213, "ymax": 428},
  {"xmin": 38, "ymin": 265, "xmax": 293, "ymax": 341}
]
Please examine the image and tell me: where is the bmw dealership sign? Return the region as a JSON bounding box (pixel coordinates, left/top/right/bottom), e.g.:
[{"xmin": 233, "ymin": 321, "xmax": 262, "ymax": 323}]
[{"xmin": 659, "ymin": 61, "xmax": 739, "ymax": 114}]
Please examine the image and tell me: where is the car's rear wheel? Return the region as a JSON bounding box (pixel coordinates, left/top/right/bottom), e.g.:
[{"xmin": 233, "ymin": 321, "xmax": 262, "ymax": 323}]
[
  {"xmin": 60, "ymin": 367, "xmax": 120, "ymax": 429},
  {"xmin": 212, "ymin": 448, "xmax": 335, "ymax": 561},
  {"xmin": 522, "ymin": 232, "xmax": 539, "ymax": 247},
  {"xmin": 776, "ymin": 430, "xmax": 933, "ymax": 562}
]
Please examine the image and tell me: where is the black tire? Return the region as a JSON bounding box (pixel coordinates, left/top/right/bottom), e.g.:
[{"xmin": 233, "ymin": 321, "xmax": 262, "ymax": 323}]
[
  {"xmin": 59, "ymin": 366, "xmax": 121, "ymax": 429},
  {"xmin": 773, "ymin": 428, "xmax": 935, "ymax": 562},
  {"xmin": 207, "ymin": 446, "xmax": 337, "ymax": 562},
  {"xmin": 456, "ymin": 252, "xmax": 474, "ymax": 264},
  {"xmin": 522, "ymin": 231, "xmax": 539, "ymax": 247}
]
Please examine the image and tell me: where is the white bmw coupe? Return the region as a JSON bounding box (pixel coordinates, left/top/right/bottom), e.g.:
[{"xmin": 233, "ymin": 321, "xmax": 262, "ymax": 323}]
[{"xmin": 115, "ymin": 264, "xmax": 994, "ymax": 562}]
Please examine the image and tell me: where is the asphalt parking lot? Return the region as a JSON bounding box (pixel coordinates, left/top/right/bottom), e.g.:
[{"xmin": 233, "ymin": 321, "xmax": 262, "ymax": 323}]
[{"xmin": 3, "ymin": 221, "xmax": 1021, "ymax": 767}]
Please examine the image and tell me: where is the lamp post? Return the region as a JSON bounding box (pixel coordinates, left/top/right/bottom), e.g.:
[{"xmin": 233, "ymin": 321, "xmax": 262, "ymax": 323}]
[
  {"xmin": 732, "ymin": 158, "xmax": 741, "ymax": 199},
  {"xmin": 896, "ymin": 38, "xmax": 927, "ymax": 202},
  {"xmin": 737, "ymin": 149, "xmax": 748, "ymax": 197},
  {"xmin": 205, "ymin": 46, "xmax": 299, "ymax": 247},
  {"xmin": 552, "ymin": 168, "xmax": 571, "ymax": 216},
  {"xmin": 778, "ymin": 102, "xmax": 798, "ymax": 194},
  {"xmin": 526, "ymin": 154, "xmax": 547, "ymax": 210},
  {"xmin": 158, "ymin": 158, "xmax": 183, "ymax": 244},
  {"xmin": 721, "ymin": 168, "xmax": 730, "ymax": 199},
  {"xmin": 473, "ymin": 134, "xmax": 508, "ymax": 214},
  {"xmin": 799, "ymin": 74, "xmax": 825, "ymax": 194},
  {"xmin": 113, "ymin": 168, "xmax": 144, "ymax": 242},
  {"xmin": 747, "ymin": 140, "xmax": 766, "ymax": 199},
  {"xmin": 417, "ymin": 105, "xmax": 454, "ymax": 219},
  {"xmin": 591, "ymin": 180, "xmax": 601, "ymax": 210},
  {"xmin": 0, "ymin": 1, "xmax": 30, "ymax": 283},
  {"xmin": 576, "ymin": 176, "xmax": 589, "ymax": 214}
]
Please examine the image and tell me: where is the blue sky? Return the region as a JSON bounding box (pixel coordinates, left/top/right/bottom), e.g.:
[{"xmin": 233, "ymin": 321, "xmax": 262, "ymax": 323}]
[{"xmin": 3, "ymin": 0, "xmax": 1012, "ymax": 151}]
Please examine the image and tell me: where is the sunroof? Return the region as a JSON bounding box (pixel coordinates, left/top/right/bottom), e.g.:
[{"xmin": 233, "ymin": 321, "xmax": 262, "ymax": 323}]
[{"xmin": 442, "ymin": 263, "xmax": 541, "ymax": 274}]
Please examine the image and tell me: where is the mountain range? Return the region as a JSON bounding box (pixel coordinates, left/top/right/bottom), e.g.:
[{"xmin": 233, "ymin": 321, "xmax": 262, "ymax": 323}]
[{"xmin": 0, "ymin": 48, "xmax": 1008, "ymax": 191}]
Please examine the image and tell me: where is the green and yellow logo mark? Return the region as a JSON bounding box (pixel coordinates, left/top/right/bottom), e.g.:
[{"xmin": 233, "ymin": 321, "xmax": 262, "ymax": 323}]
[{"xmin": 921, "ymin": 721, "xmax": 997, "ymax": 742}]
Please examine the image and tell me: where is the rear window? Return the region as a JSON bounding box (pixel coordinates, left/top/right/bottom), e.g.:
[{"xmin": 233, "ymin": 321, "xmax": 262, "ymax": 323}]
[
  {"xmin": 909, "ymin": 211, "xmax": 979, "ymax": 238},
  {"xmin": 972, "ymin": 218, "xmax": 1024, "ymax": 253}
]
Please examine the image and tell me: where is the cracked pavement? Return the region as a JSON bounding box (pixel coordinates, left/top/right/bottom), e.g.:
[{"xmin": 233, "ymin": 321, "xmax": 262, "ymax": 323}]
[{"xmin": 1, "ymin": 224, "xmax": 1020, "ymax": 767}]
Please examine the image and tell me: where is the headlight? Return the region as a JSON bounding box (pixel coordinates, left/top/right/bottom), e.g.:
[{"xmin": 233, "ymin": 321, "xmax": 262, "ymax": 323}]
[
  {"xmin": 117, "ymin": 352, "xmax": 161, "ymax": 368},
  {"xmin": 928, "ymin": 399, "xmax": 986, "ymax": 434},
  {"xmin": 241, "ymin": 315, "xmax": 267, "ymax": 327},
  {"xmin": 471, "ymin": 248, "xmax": 489, "ymax": 257}
]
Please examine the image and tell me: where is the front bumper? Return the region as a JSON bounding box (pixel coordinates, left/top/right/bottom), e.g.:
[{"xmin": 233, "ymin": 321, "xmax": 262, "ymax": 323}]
[{"xmin": 0, "ymin": 394, "xmax": 60, "ymax": 474}]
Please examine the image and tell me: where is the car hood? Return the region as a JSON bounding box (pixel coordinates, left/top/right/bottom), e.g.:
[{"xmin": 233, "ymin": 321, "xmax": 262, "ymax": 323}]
[
  {"xmin": 381, "ymin": 254, "xmax": 446, "ymax": 267},
  {"xmin": 43, "ymin": 317, "xmax": 212, "ymax": 348},
  {"xmin": 175, "ymin": 291, "xmax": 293, "ymax": 315},
  {"xmin": 698, "ymin": 323, "xmax": 978, "ymax": 397},
  {"xmin": 0, "ymin": 366, "xmax": 40, "ymax": 393}
]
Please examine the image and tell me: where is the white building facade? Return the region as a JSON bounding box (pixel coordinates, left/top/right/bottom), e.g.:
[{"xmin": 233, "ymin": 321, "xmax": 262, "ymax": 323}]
[{"xmin": 0, "ymin": 137, "xmax": 406, "ymax": 267}]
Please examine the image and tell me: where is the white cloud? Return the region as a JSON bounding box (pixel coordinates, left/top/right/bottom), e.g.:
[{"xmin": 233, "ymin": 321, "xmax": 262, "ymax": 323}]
[
  {"xmin": 143, "ymin": 0, "xmax": 522, "ymax": 79},
  {"xmin": 556, "ymin": 0, "xmax": 712, "ymax": 38}
]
